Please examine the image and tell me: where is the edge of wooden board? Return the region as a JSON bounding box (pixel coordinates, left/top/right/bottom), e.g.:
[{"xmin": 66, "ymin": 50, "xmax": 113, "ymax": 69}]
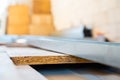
[{"xmin": 11, "ymin": 56, "xmax": 92, "ymax": 65}]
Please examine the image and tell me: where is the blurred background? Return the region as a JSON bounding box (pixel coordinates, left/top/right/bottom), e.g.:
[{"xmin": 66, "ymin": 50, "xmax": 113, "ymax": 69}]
[
  {"xmin": 0, "ymin": 0, "xmax": 120, "ymax": 42},
  {"xmin": 1, "ymin": 1, "xmax": 120, "ymax": 80}
]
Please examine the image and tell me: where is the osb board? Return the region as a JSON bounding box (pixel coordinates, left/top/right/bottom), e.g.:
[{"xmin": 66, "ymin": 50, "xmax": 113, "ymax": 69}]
[
  {"xmin": 8, "ymin": 15, "xmax": 30, "ymax": 25},
  {"xmin": 31, "ymin": 14, "xmax": 53, "ymax": 25},
  {"xmin": 5, "ymin": 47, "xmax": 92, "ymax": 65},
  {"xmin": 7, "ymin": 5, "xmax": 30, "ymax": 35},
  {"xmin": 7, "ymin": 25, "xmax": 29, "ymax": 35},
  {"xmin": 8, "ymin": 5, "xmax": 29, "ymax": 16},
  {"xmin": 33, "ymin": 0, "xmax": 51, "ymax": 14},
  {"xmin": 30, "ymin": 14, "xmax": 55, "ymax": 35},
  {"xmin": 29, "ymin": 24, "xmax": 55, "ymax": 35}
]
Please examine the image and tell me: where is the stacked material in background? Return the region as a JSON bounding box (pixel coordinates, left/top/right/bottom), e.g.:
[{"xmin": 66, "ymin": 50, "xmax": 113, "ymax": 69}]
[
  {"xmin": 33, "ymin": 0, "xmax": 51, "ymax": 14},
  {"xmin": 29, "ymin": 14, "xmax": 55, "ymax": 35},
  {"xmin": 31, "ymin": 0, "xmax": 54, "ymax": 36},
  {"xmin": 7, "ymin": 5, "xmax": 30, "ymax": 35}
]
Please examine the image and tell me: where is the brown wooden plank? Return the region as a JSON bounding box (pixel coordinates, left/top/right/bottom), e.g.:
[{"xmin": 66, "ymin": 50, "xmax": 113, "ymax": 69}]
[{"xmin": 6, "ymin": 47, "xmax": 92, "ymax": 65}]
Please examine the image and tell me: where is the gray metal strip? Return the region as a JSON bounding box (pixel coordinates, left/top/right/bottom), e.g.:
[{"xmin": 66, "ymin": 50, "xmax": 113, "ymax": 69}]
[{"xmin": 27, "ymin": 37, "xmax": 120, "ymax": 69}]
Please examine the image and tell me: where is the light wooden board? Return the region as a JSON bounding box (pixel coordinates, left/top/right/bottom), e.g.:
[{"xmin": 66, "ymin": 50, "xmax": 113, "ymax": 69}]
[
  {"xmin": 5, "ymin": 47, "xmax": 92, "ymax": 65},
  {"xmin": 0, "ymin": 52, "xmax": 47, "ymax": 80}
]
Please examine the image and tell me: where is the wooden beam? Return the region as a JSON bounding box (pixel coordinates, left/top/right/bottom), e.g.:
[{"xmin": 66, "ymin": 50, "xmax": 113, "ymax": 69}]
[{"xmin": 6, "ymin": 47, "xmax": 92, "ymax": 65}]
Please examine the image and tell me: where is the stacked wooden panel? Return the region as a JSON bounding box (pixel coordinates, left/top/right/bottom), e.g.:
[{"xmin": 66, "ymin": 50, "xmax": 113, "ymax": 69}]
[
  {"xmin": 33, "ymin": 0, "xmax": 51, "ymax": 14},
  {"xmin": 29, "ymin": 14, "xmax": 55, "ymax": 35},
  {"xmin": 31, "ymin": 0, "xmax": 55, "ymax": 35},
  {"xmin": 7, "ymin": 5, "xmax": 30, "ymax": 35}
]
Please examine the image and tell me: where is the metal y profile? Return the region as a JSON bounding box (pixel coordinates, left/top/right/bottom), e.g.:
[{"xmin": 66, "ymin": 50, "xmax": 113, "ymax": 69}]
[{"xmin": 27, "ymin": 37, "xmax": 120, "ymax": 69}]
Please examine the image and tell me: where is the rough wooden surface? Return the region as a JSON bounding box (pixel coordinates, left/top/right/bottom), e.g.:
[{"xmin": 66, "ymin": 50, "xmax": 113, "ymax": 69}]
[{"xmin": 6, "ymin": 47, "xmax": 92, "ymax": 65}]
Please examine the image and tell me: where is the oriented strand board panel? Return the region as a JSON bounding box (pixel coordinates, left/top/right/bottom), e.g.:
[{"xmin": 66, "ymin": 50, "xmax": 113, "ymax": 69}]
[
  {"xmin": 31, "ymin": 14, "xmax": 53, "ymax": 25},
  {"xmin": 8, "ymin": 5, "xmax": 29, "ymax": 16},
  {"xmin": 7, "ymin": 25, "xmax": 29, "ymax": 35},
  {"xmin": 8, "ymin": 15, "xmax": 30, "ymax": 25},
  {"xmin": 29, "ymin": 24, "xmax": 55, "ymax": 35},
  {"xmin": 30, "ymin": 14, "xmax": 55, "ymax": 35},
  {"xmin": 6, "ymin": 47, "xmax": 92, "ymax": 65},
  {"xmin": 7, "ymin": 5, "xmax": 30, "ymax": 35},
  {"xmin": 8, "ymin": 5, "xmax": 30, "ymax": 25},
  {"xmin": 33, "ymin": 0, "xmax": 51, "ymax": 14}
]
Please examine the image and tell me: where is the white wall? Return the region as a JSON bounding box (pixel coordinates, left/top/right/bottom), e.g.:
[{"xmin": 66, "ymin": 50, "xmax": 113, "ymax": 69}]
[
  {"xmin": 51, "ymin": 0, "xmax": 120, "ymax": 42},
  {"xmin": 51, "ymin": 0, "xmax": 98, "ymax": 30}
]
